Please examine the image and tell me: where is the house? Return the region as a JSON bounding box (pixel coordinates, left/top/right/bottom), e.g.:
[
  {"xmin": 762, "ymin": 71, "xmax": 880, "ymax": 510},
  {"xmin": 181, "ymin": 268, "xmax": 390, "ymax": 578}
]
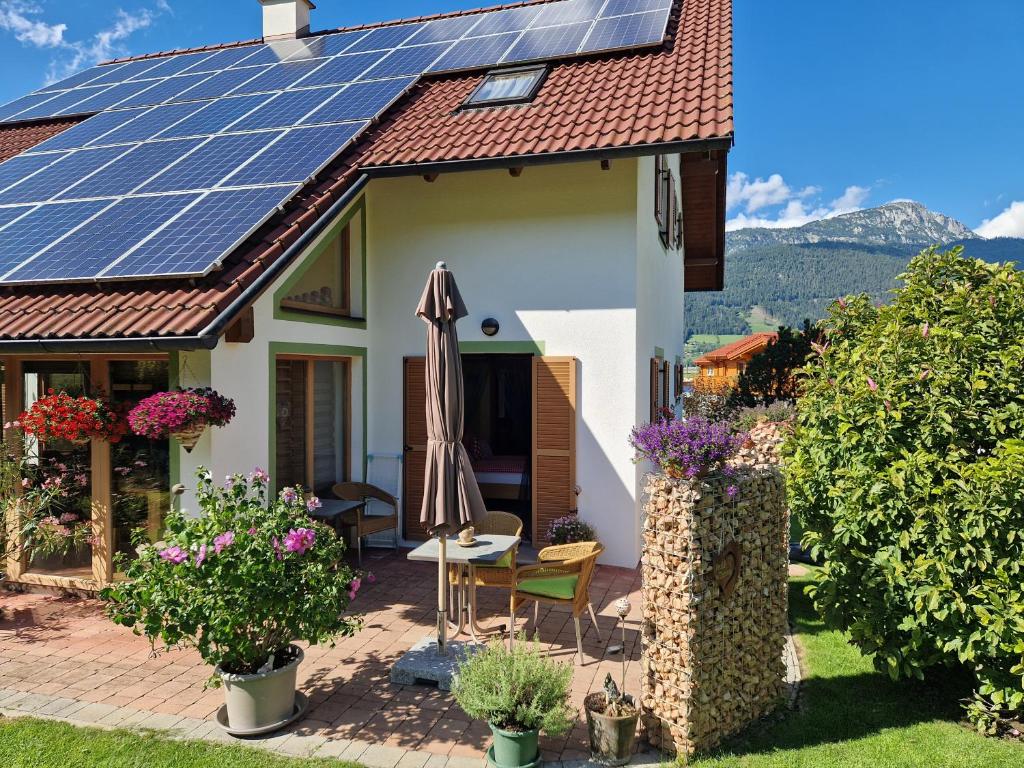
[
  {"xmin": 693, "ymin": 332, "xmax": 776, "ymax": 384},
  {"xmin": 0, "ymin": 0, "xmax": 732, "ymax": 588}
]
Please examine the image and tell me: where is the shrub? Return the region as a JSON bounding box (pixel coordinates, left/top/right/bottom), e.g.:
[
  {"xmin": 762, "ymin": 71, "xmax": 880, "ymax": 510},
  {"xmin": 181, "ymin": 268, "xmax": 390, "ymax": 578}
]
[
  {"xmin": 546, "ymin": 514, "xmax": 596, "ymax": 545},
  {"xmin": 785, "ymin": 247, "xmax": 1024, "ymax": 732},
  {"xmin": 684, "ymin": 375, "xmax": 734, "ymax": 420},
  {"xmin": 630, "ymin": 416, "xmax": 743, "ymax": 480},
  {"xmin": 729, "ymin": 320, "xmax": 819, "ymax": 408},
  {"xmin": 452, "ymin": 636, "xmax": 573, "ymax": 735},
  {"xmin": 102, "ymin": 467, "xmax": 361, "ymax": 677},
  {"xmin": 730, "ymin": 402, "xmax": 796, "ymax": 434}
]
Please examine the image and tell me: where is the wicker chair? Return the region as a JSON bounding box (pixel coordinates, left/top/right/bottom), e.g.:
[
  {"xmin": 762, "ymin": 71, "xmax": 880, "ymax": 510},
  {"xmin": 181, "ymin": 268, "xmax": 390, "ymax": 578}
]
[
  {"xmin": 331, "ymin": 482, "xmax": 399, "ymax": 566},
  {"xmin": 509, "ymin": 541, "xmax": 604, "ymax": 663},
  {"xmin": 447, "ymin": 511, "xmax": 524, "ymax": 590}
]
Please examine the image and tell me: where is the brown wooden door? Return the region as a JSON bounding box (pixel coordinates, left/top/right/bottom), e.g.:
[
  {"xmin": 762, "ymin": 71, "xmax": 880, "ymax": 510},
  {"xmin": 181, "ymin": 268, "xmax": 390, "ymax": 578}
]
[
  {"xmin": 403, "ymin": 357, "xmax": 429, "ymax": 541},
  {"xmin": 532, "ymin": 356, "xmax": 577, "ymax": 544}
]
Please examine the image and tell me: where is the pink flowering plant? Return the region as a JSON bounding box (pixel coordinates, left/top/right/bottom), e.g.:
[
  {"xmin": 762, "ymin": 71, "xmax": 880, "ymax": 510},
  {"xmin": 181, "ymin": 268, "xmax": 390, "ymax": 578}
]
[
  {"xmin": 102, "ymin": 467, "xmax": 362, "ymax": 678},
  {"xmin": 127, "ymin": 387, "xmax": 236, "ymax": 440}
]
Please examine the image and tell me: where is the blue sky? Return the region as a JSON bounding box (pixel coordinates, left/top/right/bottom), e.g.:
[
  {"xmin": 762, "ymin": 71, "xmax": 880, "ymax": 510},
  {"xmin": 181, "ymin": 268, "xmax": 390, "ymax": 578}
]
[{"xmin": 0, "ymin": 0, "xmax": 1021, "ymax": 235}]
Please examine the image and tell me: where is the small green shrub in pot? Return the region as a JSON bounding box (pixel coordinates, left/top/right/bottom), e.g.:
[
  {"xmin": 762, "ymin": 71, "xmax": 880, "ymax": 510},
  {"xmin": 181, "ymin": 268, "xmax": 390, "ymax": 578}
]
[
  {"xmin": 102, "ymin": 467, "xmax": 362, "ymax": 733},
  {"xmin": 452, "ymin": 636, "xmax": 573, "ymax": 767},
  {"xmin": 786, "ymin": 247, "xmax": 1024, "ymax": 735}
]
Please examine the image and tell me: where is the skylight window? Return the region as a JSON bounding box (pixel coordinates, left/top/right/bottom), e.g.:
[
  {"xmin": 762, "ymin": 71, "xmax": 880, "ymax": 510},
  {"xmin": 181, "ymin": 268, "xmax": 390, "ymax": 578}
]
[{"xmin": 463, "ymin": 65, "xmax": 547, "ymax": 108}]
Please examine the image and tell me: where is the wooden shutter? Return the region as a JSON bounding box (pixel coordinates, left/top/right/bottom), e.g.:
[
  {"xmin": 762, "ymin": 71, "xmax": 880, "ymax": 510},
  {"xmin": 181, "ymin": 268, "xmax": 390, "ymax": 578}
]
[
  {"xmin": 650, "ymin": 357, "xmax": 661, "ymax": 421},
  {"xmin": 403, "ymin": 357, "xmax": 429, "ymax": 541},
  {"xmin": 662, "ymin": 360, "xmax": 671, "ymax": 413},
  {"xmin": 533, "ymin": 357, "xmax": 577, "ymax": 544},
  {"xmin": 275, "ymin": 359, "xmax": 308, "ymax": 493}
]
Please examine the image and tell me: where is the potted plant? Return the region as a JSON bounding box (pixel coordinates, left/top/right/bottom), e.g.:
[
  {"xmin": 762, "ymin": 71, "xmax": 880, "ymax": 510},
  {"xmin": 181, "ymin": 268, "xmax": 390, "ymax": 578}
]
[
  {"xmin": 546, "ymin": 514, "xmax": 596, "ymax": 545},
  {"xmin": 584, "ymin": 598, "xmax": 638, "ymax": 766},
  {"xmin": 17, "ymin": 390, "xmax": 128, "ymax": 447},
  {"xmin": 452, "ymin": 636, "xmax": 574, "ymax": 768},
  {"xmin": 127, "ymin": 387, "xmax": 235, "ymax": 452},
  {"xmin": 102, "ymin": 467, "xmax": 362, "ymax": 735},
  {"xmin": 629, "ymin": 416, "xmax": 743, "ymax": 483}
]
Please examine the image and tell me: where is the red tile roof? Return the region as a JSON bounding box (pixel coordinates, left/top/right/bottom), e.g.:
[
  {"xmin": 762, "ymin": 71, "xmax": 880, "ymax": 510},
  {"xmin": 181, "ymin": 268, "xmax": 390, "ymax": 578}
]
[
  {"xmin": 0, "ymin": 0, "xmax": 732, "ymax": 346},
  {"xmin": 0, "ymin": 118, "xmax": 79, "ymax": 163},
  {"xmin": 694, "ymin": 332, "xmax": 777, "ymax": 366}
]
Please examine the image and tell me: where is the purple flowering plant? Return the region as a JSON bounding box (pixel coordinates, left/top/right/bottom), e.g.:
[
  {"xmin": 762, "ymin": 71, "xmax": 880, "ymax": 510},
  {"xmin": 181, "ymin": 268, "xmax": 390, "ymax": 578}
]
[
  {"xmin": 102, "ymin": 467, "xmax": 362, "ymax": 678},
  {"xmin": 629, "ymin": 416, "xmax": 744, "ymax": 480},
  {"xmin": 127, "ymin": 387, "xmax": 236, "ymax": 440}
]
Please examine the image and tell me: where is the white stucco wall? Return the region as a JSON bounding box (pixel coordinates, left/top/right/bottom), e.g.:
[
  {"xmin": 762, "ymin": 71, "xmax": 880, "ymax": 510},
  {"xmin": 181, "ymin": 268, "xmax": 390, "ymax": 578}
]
[{"xmin": 176, "ymin": 157, "xmax": 687, "ymax": 567}]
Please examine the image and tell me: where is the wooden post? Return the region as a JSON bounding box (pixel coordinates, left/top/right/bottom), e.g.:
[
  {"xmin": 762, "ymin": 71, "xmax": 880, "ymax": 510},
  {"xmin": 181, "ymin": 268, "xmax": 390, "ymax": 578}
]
[
  {"xmin": 90, "ymin": 358, "xmax": 113, "ymax": 584},
  {"xmin": 3, "ymin": 357, "xmax": 23, "ymax": 580}
]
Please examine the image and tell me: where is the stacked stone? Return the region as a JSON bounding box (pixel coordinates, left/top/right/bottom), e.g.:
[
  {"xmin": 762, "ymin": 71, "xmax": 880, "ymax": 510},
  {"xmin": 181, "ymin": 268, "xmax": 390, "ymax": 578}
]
[
  {"xmin": 640, "ymin": 469, "xmax": 789, "ymax": 756},
  {"xmin": 731, "ymin": 421, "xmax": 789, "ymax": 469}
]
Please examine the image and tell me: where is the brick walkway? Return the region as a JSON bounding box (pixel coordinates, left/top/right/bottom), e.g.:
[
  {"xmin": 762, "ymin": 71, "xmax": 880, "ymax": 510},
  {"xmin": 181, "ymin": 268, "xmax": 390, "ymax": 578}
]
[{"xmin": 0, "ymin": 551, "xmax": 650, "ymax": 767}]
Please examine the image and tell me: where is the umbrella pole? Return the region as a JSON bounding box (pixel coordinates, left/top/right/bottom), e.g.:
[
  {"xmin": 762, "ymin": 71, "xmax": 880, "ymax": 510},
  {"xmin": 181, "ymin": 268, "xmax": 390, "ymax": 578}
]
[{"xmin": 437, "ymin": 533, "xmax": 448, "ymax": 656}]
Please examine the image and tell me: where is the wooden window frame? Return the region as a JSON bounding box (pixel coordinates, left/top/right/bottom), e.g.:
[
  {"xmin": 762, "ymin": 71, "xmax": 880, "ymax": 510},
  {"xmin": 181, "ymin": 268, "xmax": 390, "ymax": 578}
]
[
  {"xmin": 2, "ymin": 353, "xmax": 167, "ymax": 590},
  {"xmin": 279, "ymin": 225, "xmax": 352, "ymax": 318},
  {"xmin": 273, "ymin": 354, "xmax": 351, "ymax": 494}
]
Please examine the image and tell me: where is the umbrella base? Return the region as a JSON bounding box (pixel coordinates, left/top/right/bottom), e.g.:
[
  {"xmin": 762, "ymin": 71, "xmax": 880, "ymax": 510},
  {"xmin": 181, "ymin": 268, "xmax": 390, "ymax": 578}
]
[{"xmin": 390, "ymin": 636, "xmax": 481, "ymax": 691}]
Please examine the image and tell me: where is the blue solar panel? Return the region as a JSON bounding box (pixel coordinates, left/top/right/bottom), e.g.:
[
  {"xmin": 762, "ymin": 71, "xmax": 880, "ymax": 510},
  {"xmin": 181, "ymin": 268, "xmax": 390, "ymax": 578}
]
[
  {"xmin": 85, "ymin": 60, "xmax": 164, "ymax": 87},
  {"xmin": 38, "ymin": 67, "xmax": 111, "ymax": 93},
  {"xmin": 502, "ymin": 22, "xmax": 592, "ymax": 62},
  {"xmin": 362, "ymin": 43, "xmax": 451, "ymax": 78},
  {"xmin": 428, "ymin": 32, "xmax": 521, "ymax": 72},
  {"xmin": 127, "ymin": 51, "xmax": 217, "ymax": 80},
  {"xmin": 296, "ymin": 51, "xmax": 386, "ymax": 88},
  {"xmin": 10, "ymin": 86, "xmax": 106, "ymax": 120},
  {"xmin": 114, "ymin": 73, "xmax": 212, "ymax": 109},
  {"xmin": 105, "ymin": 186, "xmax": 296, "ymax": 278},
  {"xmin": 584, "ymin": 11, "xmax": 669, "ymax": 51},
  {"xmin": 88, "ymin": 102, "xmax": 207, "ymax": 146},
  {"xmin": 301, "ymin": 77, "xmax": 413, "ymax": 124},
  {"xmin": 58, "ymin": 139, "xmax": 205, "ymax": 199},
  {"xmin": 229, "ymin": 42, "xmax": 302, "ymax": 68},
  {"xmin": 345, "ymin": 24, "xmax": 426, "ymax": 53},
  {"xmin": 224, "ymin": 123, "xmax": 366, "ymax": 186},
  {"xmin": 231, "ymin": 87, "xmax": 340, "ymax": 131},
  {"xmin": 406, "ymin": 16, "xmax": 483, "ymax": 44},
  {"xmin": 171, "ymin": 66, "xmax": 268, "ymax": 101},
  {"xmin": 310, "ymin": 30, "xmax": 371, "ymax": 58},
  {"xmin": 0, "ymin": 153, "xmax": 68, "ymax": 191},
  {"xmin": 601, "ymin": 0, "xmax": 672, "ymax": 16},
  {"xmin": 6, "ymin": 194, "xmax": 198, "ymax": 282},
  {"xmin": 66, "ymin": 80, "xmax": 156, "ymax": 113},
  {"xmin": 24, "ymin": 110, "xmax": 146, "ymax": 153},
  {"xmin": 230, "ymin": 59, "xmax": 328, "ymax": 95},
  {"xmin": 0, "ymin": 146, "xmax": 130, "ymax": 205},
  {"xmin": 533, "ymin": 0, "xmax": 605, "ymax": 26},
  {"xmin": 0, "ymin": 205, "xmax": 32, "ymax": 232},
  {"xmin": 0, "ymin": 201, "xmax": 111, "ymax": 277},
  {"xmin": 468, "ymin": 7, "xmax": 539, "ymax": 36},
  {"xmin": 159, "ymin": 94, "xmax": 270, "ymax": 138},
  {"xmin": 139, "ymin": 132, "xmax": 281, "ymax": 193},
  {"xmin": 0, "ymin": 93, "xmax": 61, "ymax": 122},
  {"xmin": 185, "ymin": 46, "xmax": 263, "ymax": 74}
]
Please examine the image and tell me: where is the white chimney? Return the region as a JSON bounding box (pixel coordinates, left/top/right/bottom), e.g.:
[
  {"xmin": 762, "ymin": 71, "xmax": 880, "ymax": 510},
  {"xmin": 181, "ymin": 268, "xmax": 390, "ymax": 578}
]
[{"xmin": 260, "ymin": 0, "xmax": 315, "ymax": 40}]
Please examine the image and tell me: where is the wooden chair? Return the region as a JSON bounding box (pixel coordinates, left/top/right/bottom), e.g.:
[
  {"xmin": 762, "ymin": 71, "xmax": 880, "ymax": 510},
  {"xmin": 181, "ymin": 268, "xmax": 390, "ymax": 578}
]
[
  {"xmin": 448, "ymin": 511, "xmax": 524, "ymax": 591},
  {"xmin": 509, "ymin": 541, "xmax": 604, "ymax": 663},
  {"xmin": 331, "ymin": 482, "xmax": 399, "ymax": 566}
]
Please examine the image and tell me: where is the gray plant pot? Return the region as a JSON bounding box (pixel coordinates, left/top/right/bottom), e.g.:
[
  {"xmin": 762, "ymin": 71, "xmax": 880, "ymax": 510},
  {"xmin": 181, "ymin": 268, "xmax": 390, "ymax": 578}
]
[
  {"xmin": 216, "ymin": 645, "xmax": 304, "ymax": 733},
  {"xmin": 584, "ymin": 693, "xmax": 639, "ymax": 766}
]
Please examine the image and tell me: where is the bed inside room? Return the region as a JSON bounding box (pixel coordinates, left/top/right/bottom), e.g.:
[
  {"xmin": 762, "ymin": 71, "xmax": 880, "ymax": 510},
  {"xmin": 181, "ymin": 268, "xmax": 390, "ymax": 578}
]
[{"xmin": 461, "ymin": 353, "xmax": 533, "ymax": 542}]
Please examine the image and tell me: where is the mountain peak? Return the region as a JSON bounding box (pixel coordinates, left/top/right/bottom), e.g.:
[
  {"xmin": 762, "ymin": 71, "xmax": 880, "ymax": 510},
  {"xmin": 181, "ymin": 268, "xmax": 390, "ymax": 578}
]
[{"xmin": 727, "ymin": 201, "xmax": 975, "ymax": 254}]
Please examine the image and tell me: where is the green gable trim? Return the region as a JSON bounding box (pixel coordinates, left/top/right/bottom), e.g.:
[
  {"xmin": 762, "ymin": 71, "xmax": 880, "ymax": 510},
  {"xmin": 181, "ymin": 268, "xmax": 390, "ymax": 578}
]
[
  {"xmin": 459, "ymin": 340, "xmax": 545, "ymax": 355},
  {"xmin": 267, "ymin": 341, "xmax": 369, "ymax": 487},
  {"xmin": 272, "ymin": 198, "xmax": 367, "ymax": 330},
  {"xmin": 168, "ymin": 351, "xmax": 180, "ymax": 489}
]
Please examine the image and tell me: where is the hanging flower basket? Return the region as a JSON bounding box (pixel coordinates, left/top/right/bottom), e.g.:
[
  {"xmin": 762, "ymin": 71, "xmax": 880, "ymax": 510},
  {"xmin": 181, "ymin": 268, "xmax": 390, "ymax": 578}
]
[
  {"xmin": 128, "ymin": 388, "xmax": 236, "ymax": 453},
  {"xmin": 17, "ymin": 390, "xmax": 128, "ymax": 446}
]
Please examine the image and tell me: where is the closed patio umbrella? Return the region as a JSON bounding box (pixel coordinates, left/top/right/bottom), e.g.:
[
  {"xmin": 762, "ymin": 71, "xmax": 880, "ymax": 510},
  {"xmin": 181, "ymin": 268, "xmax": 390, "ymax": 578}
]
[{"xmin": 416, "ymin": 261, "xmax": 485, "ymax": 655}]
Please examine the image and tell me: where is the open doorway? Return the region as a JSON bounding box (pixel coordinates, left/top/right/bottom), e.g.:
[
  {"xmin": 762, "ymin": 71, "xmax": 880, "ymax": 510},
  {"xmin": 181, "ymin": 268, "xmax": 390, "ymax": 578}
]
[{"xmin": 461, "ymin": 353, "xmax": 533, "ymax": 541}]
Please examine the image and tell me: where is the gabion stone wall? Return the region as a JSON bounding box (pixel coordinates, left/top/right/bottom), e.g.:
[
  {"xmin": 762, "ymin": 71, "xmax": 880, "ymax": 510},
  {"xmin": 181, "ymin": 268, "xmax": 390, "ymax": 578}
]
[{"xmin": 640, "ymin": 469, "xmax": 788, "ymax": 756}]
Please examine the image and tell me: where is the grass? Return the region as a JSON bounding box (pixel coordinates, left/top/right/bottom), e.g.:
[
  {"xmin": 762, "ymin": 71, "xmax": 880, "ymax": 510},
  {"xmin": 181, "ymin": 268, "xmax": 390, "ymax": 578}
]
[
  {"xmin": 0, "ymin": 716, "xmax": 362, "ymax": 768},
  {"xmin": 745, "ymin": 306, "xmax": 782, "ymax": 333},
  {"xmin": 689, "ymin": 573, "xmax": 1023, "ymax": 767}
]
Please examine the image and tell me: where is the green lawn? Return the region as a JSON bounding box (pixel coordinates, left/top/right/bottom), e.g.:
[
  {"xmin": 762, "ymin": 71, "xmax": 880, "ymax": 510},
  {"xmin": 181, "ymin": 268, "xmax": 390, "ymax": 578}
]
[
  {"xmin": 0, "ymin": 716, "xmax": 361, "ymax": 768},
  {"xmin": 691, "ymin": 574, "xmax": 1023, "ymax": 767}
]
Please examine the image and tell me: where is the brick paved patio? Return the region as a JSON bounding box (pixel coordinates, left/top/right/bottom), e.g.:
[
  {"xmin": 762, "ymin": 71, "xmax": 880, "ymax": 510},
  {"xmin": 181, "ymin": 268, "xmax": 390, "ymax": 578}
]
[{"xmin": 0, "ymin": 550, "xmax": 645, "ymax": 765}]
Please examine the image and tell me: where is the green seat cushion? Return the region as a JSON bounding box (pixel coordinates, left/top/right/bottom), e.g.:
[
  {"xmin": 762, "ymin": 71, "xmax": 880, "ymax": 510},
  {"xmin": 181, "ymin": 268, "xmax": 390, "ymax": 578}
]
[
  {"xmin": 517, "ymin": 574, "xmax": 578, "ymax": 600},
  {"xmin": 477, "ymin": 551, "xmax": 514, "ymax": 570}
]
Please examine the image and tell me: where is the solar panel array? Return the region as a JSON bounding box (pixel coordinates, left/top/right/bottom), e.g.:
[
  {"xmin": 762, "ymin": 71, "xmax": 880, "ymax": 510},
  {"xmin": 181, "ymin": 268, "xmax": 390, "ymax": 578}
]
[{"xmin": 0, "ymin": 0, "xmax": 672, "ymax": 284}]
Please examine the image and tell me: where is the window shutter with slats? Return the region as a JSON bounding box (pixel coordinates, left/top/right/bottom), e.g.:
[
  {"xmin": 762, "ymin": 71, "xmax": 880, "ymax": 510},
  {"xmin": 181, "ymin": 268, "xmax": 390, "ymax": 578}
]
[
  {"xmin": 402, "ymin": 357, "xmax": 430, "ymax": 541},
  {"xmin": 532, "ymin": 356, "xmax": 577, "ymax": 544}
]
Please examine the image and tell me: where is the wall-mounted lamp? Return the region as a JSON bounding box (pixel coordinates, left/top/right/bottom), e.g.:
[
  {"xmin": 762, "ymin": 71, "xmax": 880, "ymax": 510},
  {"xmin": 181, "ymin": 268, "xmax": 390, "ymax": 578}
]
[{"xmin": 481, "ymin": 317, "xmax": 500, "ymax": 337}]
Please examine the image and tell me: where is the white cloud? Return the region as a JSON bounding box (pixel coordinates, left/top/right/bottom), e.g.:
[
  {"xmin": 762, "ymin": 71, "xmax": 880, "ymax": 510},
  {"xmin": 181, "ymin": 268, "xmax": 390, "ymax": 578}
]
[
  {"xmin": 0, "ymin": 1, "xmax": 167, "ymax": 85},
  {"xmin": 975, "ymin": 201, "xmax": 1024, "ymax": 238},
  {"xmin": 725, "ymin": 171, "xmax": 871, "ymax": 231}
]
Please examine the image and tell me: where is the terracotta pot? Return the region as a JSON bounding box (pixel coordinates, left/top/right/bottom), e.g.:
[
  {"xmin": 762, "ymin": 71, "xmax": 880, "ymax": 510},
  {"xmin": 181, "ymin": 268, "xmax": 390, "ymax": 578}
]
[
  {"xmin": 216, "ymin": 645, "xmax": 303, "ymax": 732},
  {"xmin": 171, "ymin": 422, "xmax": 206, "ymax": 452},
  {"xmin": 584, "ymin": 693, "xmax": 639, "ymax": 766}
]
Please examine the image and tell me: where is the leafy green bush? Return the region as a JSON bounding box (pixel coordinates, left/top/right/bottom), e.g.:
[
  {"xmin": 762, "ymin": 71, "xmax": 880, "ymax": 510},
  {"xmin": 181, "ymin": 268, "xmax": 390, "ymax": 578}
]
[
  {"xmin": 730, "ymin": 402, "xmax": 796, "ymax": 433},
  {"xmin": 452, "ymin": 636, "xmax": 574, "ymax": 734},
  {"xmin": 102, "ymin": 468, "xmax": 362, "ymax": 677},
  {"xmin": 729, "ymin": 320, "xmax": 819, "ymax": 408},
  {"xmin": 785, "ymin": 247, "xmax": 1024, "ymax": 733}
]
